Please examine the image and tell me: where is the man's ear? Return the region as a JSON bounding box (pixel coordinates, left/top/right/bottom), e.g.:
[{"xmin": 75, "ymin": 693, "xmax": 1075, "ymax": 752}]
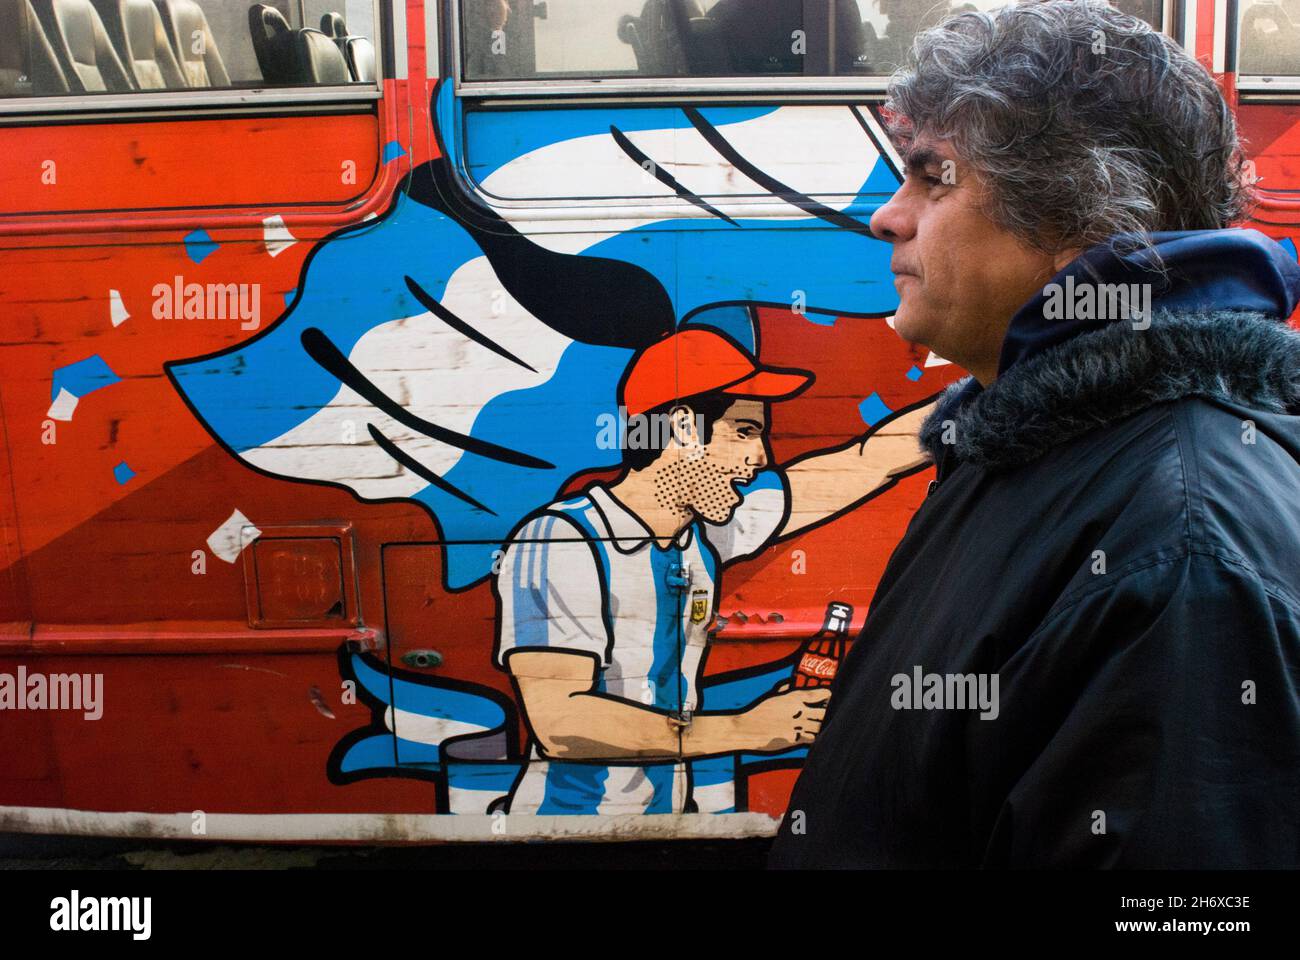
[{"xmin": 668, "ymin": 405, "xmax": 700, "ymax": 447}]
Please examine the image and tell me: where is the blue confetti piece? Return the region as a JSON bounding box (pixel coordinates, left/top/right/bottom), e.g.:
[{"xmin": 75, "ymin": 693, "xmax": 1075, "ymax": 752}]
[
  {"xmin": 113, "ymin": 462, "xmax": 135, "ymax": 485},
  {"xmin": 283, "ymin": 289, "xmax": 297, "ymax": 308},
  {"xmin": 802, "ymin": 313, "xmax": 837, "ymax": 327},
  {"xmin": 906, "ymin": 365, "xmax": 923, "ymax": 382},
  {"xmin": 184, "ymin": 229, "xmax": 218, "ymax": 265},
  {"xmin": 51, "ymin": 354, "xmax": 121, "ymax": 401},
  {"xmin": 858, "ymin": 392, "xmax": 893, "ymax": 426},
  {"xmin": 382, "ymin": 141, "xmax": 407, "ymax": 163},
  {"xmin": 1281, "ymin": 238, "xmax": 1297, "ymax": 262}
]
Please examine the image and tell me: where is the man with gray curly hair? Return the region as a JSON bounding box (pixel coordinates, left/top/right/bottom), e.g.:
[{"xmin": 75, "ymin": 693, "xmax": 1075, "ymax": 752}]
[{"xmin": 771, "ymin": 0, "xmax": 1300, "ymax": 868}]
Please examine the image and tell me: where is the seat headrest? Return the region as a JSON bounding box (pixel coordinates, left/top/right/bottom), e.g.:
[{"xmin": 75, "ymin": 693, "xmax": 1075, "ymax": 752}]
[
  {"xmin": 252, "ymin": 2, "xmax": 289, "ymax": 37},
  {"xmin": 320, "ymin": 12, "xmax": 347, "ymax": 38}
]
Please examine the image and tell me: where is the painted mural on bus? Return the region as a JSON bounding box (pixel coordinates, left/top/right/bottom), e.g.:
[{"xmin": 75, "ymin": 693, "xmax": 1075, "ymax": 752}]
[{"xmin": 165, "ymin": 82, "xmax": 941, "ymax": 816}]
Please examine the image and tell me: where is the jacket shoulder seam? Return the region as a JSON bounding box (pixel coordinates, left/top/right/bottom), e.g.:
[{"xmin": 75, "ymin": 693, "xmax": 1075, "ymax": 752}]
[{"xmin": 1031, "ymin": 543, "xmax": 1300, "ymax": 643}]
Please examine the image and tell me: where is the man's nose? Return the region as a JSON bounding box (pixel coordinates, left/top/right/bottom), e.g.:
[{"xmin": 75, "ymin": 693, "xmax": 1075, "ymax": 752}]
[
  {"xmin": 749, "ymin": 445, "xmax": 768, "ymax": 469},
  {"xmin": 869, "ymin": 190, "xmax": 914, "ymax": 244}
]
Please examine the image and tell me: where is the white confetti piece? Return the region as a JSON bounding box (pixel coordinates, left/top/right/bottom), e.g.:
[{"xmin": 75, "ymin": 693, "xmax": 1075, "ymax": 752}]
[
  {"xmin": 47, "ymin": 387, "xmax": 79, "ymax": 422},
  {"xmin": 109, "ymin": 289, "xmax": 130, "ymax": 327},
  {"xmin": 206, "ymin": 509, "xmax": 262, "ymax": 563},
  {"xmin": 262, "ymin": 215, "xmax": 297, "ymax": 257}
]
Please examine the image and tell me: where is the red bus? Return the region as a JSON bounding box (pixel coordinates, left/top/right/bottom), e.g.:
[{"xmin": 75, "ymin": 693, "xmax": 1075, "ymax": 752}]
[{"xmin": 1, "ymin": 0, "xmax": 1297, "ymax": 843}]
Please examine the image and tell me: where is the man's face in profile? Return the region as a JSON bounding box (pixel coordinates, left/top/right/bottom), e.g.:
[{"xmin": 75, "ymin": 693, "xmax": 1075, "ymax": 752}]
[
  {"xmin": 870, "ymin": 137, "xmax": 1064, "ymax": 378},
  {"xmin": 671, "ymin": 398, "xmax": 770, "ymax": 524}
]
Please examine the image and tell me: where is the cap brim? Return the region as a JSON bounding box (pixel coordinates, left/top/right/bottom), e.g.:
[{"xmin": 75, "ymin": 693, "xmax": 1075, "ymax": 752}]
[{"xmin": 720, "ymin": 369, "xmax": 813, "ymax": 402}]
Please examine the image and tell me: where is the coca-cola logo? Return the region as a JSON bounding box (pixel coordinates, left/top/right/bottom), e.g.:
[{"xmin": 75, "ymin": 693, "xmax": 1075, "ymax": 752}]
[{"xmin": 799, "ymin": 654, "xmax": 837, "ymax": 679}]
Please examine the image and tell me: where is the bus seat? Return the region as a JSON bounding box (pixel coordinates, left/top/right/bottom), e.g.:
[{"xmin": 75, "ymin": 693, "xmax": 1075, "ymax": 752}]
[
  {"xmin": 619, "ymin": 0, "xmax": 696, "ymax": 76},
  {"xmin": 320, "ymin": 12, "xmax": 347, "ymax": 38},
  {"xmin": 154, "ymin": 0, "xmax": 228, "ymax": 87},
  {"xmin": 295, "ymin": 28, "xmax": 351, "ymax": 84},
  {"xmin": 318, "ymin": 11, "xmax": 372, "ymax": 82},
  {"xmin": 0, "ymin": 0, "xmax": 71, "ymax": 95},
  {"xmin": 709, "ymin": 0, "xmax": 800, "ymax": 73},
  {"xmin": 249, "ymin": 3, "xmax": 297, "ymax": 83},
  {"xmin": 343, "ymin": 36, "xmax": 375, "ymax": 82},
  {"xmin": 91, "ymin": 0, "xmax": 186, "ymax": 89},
  {"xmin": 30, "ymin": 0, "xmax": 134, "ymax": 92},
  {"xmin": 709, "ymin": 0, "xmax": 864, "ymax": 74},
  {"xmin": 682, "ymin": 14, "xmax": 733, "ymax": 76}
]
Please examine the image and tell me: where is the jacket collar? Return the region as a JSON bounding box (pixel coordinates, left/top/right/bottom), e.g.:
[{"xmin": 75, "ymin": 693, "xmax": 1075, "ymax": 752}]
[
  {"xmin": 920, "ymin": 308, "xmax": 1300, "ymax": 472},
  {"xmin": 996, "ymin": 229, "xmax": 1300, "ymax": 377},
  {"xmin": 920, "ymin": 229, "xmax": 1300, "ymax": 473}
]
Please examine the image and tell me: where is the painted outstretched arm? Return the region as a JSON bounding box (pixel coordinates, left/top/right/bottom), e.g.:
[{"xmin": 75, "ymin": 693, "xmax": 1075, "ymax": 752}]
[
  {"xmin": 779, "ymin": 398, "xmax": 938, "ymax": 540},
  {"xmin": 506, "ymin": 650, "xmax": 827, "ymax": 760}
]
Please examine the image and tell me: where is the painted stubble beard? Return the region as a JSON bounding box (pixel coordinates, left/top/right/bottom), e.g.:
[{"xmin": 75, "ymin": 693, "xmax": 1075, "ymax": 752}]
[{"xmin": 654, "ymin": 447, "xmax": 742, "ymax": 524}]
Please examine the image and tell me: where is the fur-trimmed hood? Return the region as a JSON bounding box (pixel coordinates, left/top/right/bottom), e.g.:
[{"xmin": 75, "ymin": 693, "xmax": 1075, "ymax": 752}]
[
  {"xmin": 919, "ymin": 230, "xmax": 1300, "ymax": 472},
  {"xmin": 920, "ymin": 309, "xmax": 1300, "ymax": 470}
]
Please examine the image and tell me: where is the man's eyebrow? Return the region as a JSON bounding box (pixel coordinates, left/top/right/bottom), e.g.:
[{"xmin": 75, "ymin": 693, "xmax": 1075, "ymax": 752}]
[{"xmin": 903, "ymin": 147, "xmax": 944, "ymax": 176}]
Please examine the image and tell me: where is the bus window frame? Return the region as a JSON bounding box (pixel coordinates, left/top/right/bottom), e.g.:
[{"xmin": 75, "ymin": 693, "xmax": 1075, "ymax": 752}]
[
  {"xmin": 1233, "ymin": 0, "xmax": 1300, "ymax": 95},
  {"xmin": 445, "ymin": 1, "xmax": 1178, "ymax": 224},
  {"xmin": 0, "ymin": 0, "xmax": 388, "ymax": 118},
  {"xmin": 450, "ymin": 0, "xmax": 1177, "ymax": 99}
]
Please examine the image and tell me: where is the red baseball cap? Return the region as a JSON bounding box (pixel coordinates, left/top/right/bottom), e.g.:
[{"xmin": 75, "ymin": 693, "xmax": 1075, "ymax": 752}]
[{"xmin": 620, "ymin": 328, "xmax": 814, "ymax": 418}]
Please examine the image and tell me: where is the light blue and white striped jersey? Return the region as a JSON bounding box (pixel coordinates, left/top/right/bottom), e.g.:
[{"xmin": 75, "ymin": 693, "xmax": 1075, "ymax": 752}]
[{"xmin": 494, "ymin": 473, "xmax": 789, "ymax": 815}]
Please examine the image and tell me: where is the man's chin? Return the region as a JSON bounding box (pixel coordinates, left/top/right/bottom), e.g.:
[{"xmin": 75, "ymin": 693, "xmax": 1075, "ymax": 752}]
[
  {"xmin": 698, "ymin": 494, "xmax": 743, "ymax": 525},
  {"xmin": 891, "ymin": 309, "xmax": 938, "ymax": 351}
]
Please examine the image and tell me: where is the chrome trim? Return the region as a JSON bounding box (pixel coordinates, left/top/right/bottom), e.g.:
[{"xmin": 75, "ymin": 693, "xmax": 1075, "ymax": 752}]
[
  {"xmin": 457, "ymin": 76, "xmax": 893, "ymax": 97},
  {"xmin": 1237, "ymin": 76, "xmax": 1300, "ymax": 94},
  {"xmin": 475, "ymin": 92, "xmax": 888, "ymax": 107},
  {"xmin": 391, "ymin": 0, "xmax": 409, "ymax": 80},
  {"xmin": 0, "ymin": 87, "xmax": 381, "ymax": 117}
]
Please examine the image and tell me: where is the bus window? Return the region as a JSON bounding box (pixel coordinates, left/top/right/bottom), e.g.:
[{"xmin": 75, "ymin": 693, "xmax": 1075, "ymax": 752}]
[
  {"xmin": 0, "ymin": 0, "xmax": 379, "ymax": 103},
  {"xmin": 462, "ymin": 0, "xmax": 878, "ymax": 80},
  {"xmin": 1238, "ymin": 1, "xmax": 1300, "ymax": 77},
  {"xmin": 858, "ymin": 0, "xmax": 1165, "ymax": 74},
  {"xmin": 459, "ymin": 0, "xmax": 1167, "ymax": 84}
]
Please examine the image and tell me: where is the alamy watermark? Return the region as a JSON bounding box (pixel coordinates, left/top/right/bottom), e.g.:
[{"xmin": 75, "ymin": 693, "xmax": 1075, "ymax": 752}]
[
  {"xmin": 890, "ymin": 666, "xmax": 999, "ymax": 720},
  {"xmin": 153, "ymin": 276, "xmax": 260, "ymax": 330},
  {"xmin": 0, "ymin": 666, "xmax": 102, "ymax": 720},
  {"xmin": 50, "ymin": 891, "xmax": 150, "ymax": 940},
  {"xmin": 1043, "ymin": 277, "xmax": 1152, "ymax": 330},
  {"xmin": 595, "ymin": 407, "xmax": 706, "ymax": 454}
]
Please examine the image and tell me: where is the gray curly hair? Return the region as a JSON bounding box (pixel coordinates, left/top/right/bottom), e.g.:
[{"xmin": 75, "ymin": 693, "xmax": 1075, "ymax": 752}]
[{"xmin": 884, "ymin": 0, "xmax": 1254, "ymax": 256}]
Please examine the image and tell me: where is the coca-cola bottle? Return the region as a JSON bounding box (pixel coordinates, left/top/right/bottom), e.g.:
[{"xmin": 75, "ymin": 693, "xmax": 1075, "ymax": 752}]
[{"xmin": 793, "ymin": 602, "xmax": 854, "ymax": 688}]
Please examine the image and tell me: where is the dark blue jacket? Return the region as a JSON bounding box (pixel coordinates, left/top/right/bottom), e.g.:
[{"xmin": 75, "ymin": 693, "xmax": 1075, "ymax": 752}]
[{"xmin": 769, "ymin": 230, "xmax": 1300, "ymax": 868}]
